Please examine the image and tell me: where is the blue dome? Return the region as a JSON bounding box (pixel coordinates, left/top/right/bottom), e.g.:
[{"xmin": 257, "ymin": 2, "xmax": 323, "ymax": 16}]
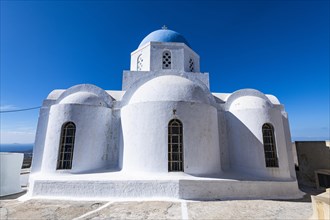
[{"xmin": 138, "ymin": 29, "xmax": 190, "ymax": 48}]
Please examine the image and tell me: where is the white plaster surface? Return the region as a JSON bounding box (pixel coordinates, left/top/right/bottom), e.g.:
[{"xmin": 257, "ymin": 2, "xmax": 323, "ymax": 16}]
[
  {"xmin": 27, "ymin": 171, "xmax": 303, "ymax": 200},
  {"xmin": 105, "ymin": 90, "xmax": 125, "ymax": 101},
  {"xmin": 121, "ymin": 101, "xmax": 220, "ymax": 175},
  {"xmin": 0, "ymin": 153, "xmax": 24, "ymax": 196},
  {"xmin": 225, "ymin": 89, "xmax": 293, "ymax": 179},
  {"xmin": 56, "ymin": 84, "xmax": 114, "ymax": 107},
  {"xmin": 128, "ymin": 75, "xmax": 210, "ymax": 104},
  {"xmin": 40, "ymin": 104, "xmax": 114, "ymax": 174},
  {"xmin": 59, "ymin": 92, "xmax": 108, "ymax": 107}
]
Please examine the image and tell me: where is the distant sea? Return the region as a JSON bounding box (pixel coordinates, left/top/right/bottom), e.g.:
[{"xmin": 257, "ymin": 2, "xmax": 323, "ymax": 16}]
[{"xmin": 0, "ymin": 144, "xmax": 33, "ymax": 153}]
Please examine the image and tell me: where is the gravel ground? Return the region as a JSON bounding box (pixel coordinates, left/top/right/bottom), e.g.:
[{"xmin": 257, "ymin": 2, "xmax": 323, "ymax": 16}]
[{"xmin": 0, "ymin": 196, "xmax": 314, "ymax": 220}]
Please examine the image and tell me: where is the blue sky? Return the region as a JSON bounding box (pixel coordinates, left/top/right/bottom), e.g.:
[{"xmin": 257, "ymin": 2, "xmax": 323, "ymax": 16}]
[{"xmin": 0, "ymin": 0, "xmax": 329, "ymax": 143}]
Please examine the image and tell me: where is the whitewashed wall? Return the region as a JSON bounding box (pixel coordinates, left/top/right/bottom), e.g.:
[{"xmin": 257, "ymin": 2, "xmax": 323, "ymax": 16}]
[
  {"xmin": 34, "ymin": 84, "xmax": 115, "ymax": 174},
  {"xmin": 225, "ymin": 89, "xmax": 292, "ymax": 179},
  {"xmin": 121, "ymin": 101, "xmax": 221, "ymax": 175},
  {"xmin": 120, "ymin": 75, "xmax": 220, "ymax": 175},
  {"xmin": 130, "ymin": 44, "xmax": 151, "ymax": 71},
  {"xmin": 217, "ymin": 110, "xmax": 230, "ymax": 171},
  {"xmin": 40, "ymin": 104, "xmax": 113, "ymax": 173},
  {"xmin": 0, "ymin": 153, "xmax": 23, "ymax": 196},
  {"xmin": 31, "ymin": 106, "xmax": 51, "ymax": 173}
]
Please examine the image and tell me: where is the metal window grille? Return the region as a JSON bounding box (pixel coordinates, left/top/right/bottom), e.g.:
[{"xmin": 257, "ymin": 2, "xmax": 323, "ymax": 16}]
[
  {"xmin": 262, "ymin": 123, "xmax": 279, "ymax": 167},
  {"xmin": 137, "ymin": 54, "xmax": 143, "ymax": 71},
  {"xmin": 189, "ymin": 58, "xmax": 194, "ymax": 72},
  {"xmin": 57, "ymin": 122, "xmax": 76, "ymax": 170},
  {"xmin": 162, "ymin": 51, "xmax": 171, "ymax": 69},
  {"xmin": 168, "ymin": 119, "xmax": 183, "ymax": 172}
]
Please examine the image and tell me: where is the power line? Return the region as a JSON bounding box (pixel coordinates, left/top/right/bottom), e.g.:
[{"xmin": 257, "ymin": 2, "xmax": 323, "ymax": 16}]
[{"xmin": 0, "ymin": 106, "xmax": 41, "ymax": 113}]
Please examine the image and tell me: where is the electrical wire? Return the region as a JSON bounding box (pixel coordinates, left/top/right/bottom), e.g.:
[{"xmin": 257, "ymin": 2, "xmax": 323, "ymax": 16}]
[{"xmin": 0, "ymin": 106, "xmax": 41, "ymax": 113}]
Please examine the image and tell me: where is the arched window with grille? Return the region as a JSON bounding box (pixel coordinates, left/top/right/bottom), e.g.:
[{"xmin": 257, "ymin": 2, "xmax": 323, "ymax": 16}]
[
  {"xmin": 137, "ymin": 54, "xmax": 143, "ymax": 71},
  {"xmin": 57, "ymin": 122, "xmax": 76, "ymax": 170},
  {"xmin": 168, "ymin": 119, "xmax": 183, "ymax": 171},
  {"xmin": 162, "ymin": 51, "xmax": 171, "ymax": 69},
  {"xmin": 262, "ymin": 123, "xmax": 279, "ymax": 167}
]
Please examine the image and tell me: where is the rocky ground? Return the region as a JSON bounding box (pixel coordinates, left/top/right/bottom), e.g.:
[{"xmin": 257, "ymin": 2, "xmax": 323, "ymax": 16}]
[{"xmin": 0, "ymin": 189, "xmax": 317, "ymax": 220}]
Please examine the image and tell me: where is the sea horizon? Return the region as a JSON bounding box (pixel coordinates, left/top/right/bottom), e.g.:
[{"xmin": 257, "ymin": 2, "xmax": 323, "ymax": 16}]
[{"xmin": 0, "ymin": 144, "xmax": 34, "ymax": 153}]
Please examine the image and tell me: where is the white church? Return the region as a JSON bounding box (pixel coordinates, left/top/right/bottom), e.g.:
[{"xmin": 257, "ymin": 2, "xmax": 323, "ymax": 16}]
[{"xmin": 28, "ymin": 28, "xmax": 303, "ymax": 200}]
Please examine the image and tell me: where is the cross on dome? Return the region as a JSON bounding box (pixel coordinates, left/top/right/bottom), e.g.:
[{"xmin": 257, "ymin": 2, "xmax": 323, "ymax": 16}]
[{"xmin": 162, "ymin": 25, "xmax": 168, "ymax": 30}]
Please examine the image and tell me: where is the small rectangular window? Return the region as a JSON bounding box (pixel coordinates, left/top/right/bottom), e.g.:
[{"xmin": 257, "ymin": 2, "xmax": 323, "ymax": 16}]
[{"xmin": 162, "ymin": 51, "xmax": 172, "ymax": 69}]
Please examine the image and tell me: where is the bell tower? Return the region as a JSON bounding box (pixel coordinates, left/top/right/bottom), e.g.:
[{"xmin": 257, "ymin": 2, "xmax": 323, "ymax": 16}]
[
  {"xmin": 130, "ymin": 28, "xmax": 200, "ymax": 73},
  {"xmin": 123, "ymin": 28, "xmax": 209, "ymax": 90}
]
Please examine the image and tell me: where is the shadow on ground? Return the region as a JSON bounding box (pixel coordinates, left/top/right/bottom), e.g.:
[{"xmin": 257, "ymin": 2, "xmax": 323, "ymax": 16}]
[
  {"xmin": 0, "ymin": 190, "xmax": 27, "ymax": 200},
  {"xmin": 271, "ymin": 184, "xmax": 325, "ymax": 203}
]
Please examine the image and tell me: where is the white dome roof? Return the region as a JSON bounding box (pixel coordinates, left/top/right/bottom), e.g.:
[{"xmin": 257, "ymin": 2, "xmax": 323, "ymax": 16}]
[
  {"xmin": 226, "ymin": 89, "xmax": 273, "ymax": 111},
  {"xmin": 229, "ymin": 95, "xmax": 272, "ymax": 111},
  {"xmin": 129, "ymin": 75, "xmax": 210, "ymax": 104},
  {"xmin": 59, "ymin": 91, "xmax": 108, "ymax": 107}
]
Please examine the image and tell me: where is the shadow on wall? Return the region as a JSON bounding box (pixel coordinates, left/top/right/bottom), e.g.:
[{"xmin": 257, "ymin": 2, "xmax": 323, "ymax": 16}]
[
  {"xmin": 294, "ymin": 141, "xmax": 330, "ymax": 188},
  {"xmin": 118, "ymin": 118, "xmax": 124, "ymax": 171},
  {"xmin": 225, "ymin": 112, "xmax": 265, "ymax": 177}
]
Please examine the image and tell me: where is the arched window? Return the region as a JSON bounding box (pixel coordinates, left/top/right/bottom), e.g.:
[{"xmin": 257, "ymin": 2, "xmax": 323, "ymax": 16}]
[
  {"xmin": 162, "ymin": 51, "xmax": 171, "ymax": 69},
  {"xmin": 168, "ymin": 119, "xmax": 183, "ymax": 171},
  {"xmin": 189, "ymin": 58, "xmax": 194, "ymax": 72},
  {"xmin": 137, "ymin": 54, "xmax": 143, "ymax": 71},
  {"xmin": 57, "ymin": 122, "xmax": 76, "ymax": 170},
  {"xmin": 262, "ymin": 123, "xmax": 279, "ymax": 167}
]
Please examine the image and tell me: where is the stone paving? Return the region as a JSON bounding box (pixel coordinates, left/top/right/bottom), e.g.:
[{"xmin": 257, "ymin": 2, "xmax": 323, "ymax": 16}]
[
  {"xmin": 80, "ymin": 201, "xmax": 182, "ymax": 220},
  {"xmin": 0, "ymin": 199, "xmax": 105, "ymax": 220},
  {"xmin": 0, "ymin": 195, "xmax": 313, "ymax": 220},
  {"xmin": 187, "ymin": 200, "xmax": 312, "ymax": 219}
]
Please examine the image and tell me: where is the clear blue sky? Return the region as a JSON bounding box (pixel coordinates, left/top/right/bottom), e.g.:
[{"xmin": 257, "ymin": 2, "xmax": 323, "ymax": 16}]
[{"xmin": 1, "ymin": 0, "xmax": 329, "ymax": 143}]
